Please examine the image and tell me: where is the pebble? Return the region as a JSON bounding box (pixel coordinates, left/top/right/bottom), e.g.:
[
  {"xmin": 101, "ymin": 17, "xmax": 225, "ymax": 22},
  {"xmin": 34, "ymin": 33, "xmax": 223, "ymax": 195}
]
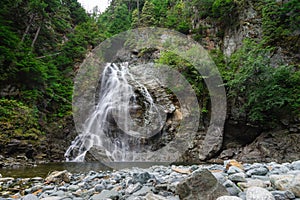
[{"xmin": 0, "ymin": 160, "xmax": 299, "ymax": 199}]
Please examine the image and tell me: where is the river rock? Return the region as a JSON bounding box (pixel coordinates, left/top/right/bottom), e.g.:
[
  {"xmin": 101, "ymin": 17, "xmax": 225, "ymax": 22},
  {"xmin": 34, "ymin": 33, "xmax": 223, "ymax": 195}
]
[
  {"xmin": 271, "ymin": 190, "xmax": 296, "ymax": 200},
  {"xmin": 90, "ymin": 189, "xmax": 120, "ymax": 200},
  {"xmin": 22, "ymin": 194, "xmax": 39, "ymax": 200},
  {"xmin": 68, "ymin": 185, "xmax": 80, "ymax": 192},
  {"xmin": 216, "ymin": 196, "xmax": 243, "ymax": 200},
  {"xmin": 290, "ymin": 174, "xmax": 300, "ymax": 197},
  {"xmin": 145, "ymin": 192, "xmax": 169, "ymax": 200},
  {"xmin": 45, "ymin": 170, "xmax": 70, "ymax": 184},
  {"xmin": 246, "ymin": 187, "xmax": 275, "ymax": 200},
  {"xmin": 227, "ymin": 166, "xmax": 244, "ymax": 175},
  {"xmin": 126, "ymin": 183, "xmax": 142, "ymax": 194},
  {"xmin": 132, "ymin": 171, "xmax": 151, "ymax": 184},
  {"xmin": 291, "ymin": 161, "xmax": 300, "ymax": 170},
  {"xmin": 133, "ymin": 186, "xmax": 153, "ymax": 196},
  {"xmin": 223, "ymin": 180, "xmax": 242, "ymax": 196},
  {"xmin": 228, "ymin": 172, "xmax": 247, "ymax": 182},
  {"xmin": 238, "ymin": 179, "xmax": 267, "ymax": 189},
  {"xmin": 246, "ymin": 166, "xmax": 269, "ymax": 176},
  {"xmin": 176, "ymin": 169, "xmax": 229, "ymax": 199}
]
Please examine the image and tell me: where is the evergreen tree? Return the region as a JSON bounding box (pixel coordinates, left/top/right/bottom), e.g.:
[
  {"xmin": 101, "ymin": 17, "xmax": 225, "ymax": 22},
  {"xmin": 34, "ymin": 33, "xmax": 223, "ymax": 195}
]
[{"xmin": 140, "ymin": 1, "xmax": 156, "ymax": 27}]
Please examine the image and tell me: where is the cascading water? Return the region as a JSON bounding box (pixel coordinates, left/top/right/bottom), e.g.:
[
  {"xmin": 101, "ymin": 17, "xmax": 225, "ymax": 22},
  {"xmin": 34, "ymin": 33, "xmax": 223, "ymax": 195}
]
[{"xmin": 65, "ymin": 63, "xmax": 166, "ymax": 162}]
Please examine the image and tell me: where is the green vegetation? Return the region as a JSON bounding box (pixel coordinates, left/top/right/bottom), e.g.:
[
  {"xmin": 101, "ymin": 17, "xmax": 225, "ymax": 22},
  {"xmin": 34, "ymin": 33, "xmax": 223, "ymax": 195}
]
[
  {"xmin": 226, "ymin": 40, "xmax": 300, "ymax": 123},
  {"xmin": 0, "ymin": 0, "xmax": 299, "ymax": 148},
  {"xmin": 0, "ymin": 99, "xmax": 43, "ymax": 141}
]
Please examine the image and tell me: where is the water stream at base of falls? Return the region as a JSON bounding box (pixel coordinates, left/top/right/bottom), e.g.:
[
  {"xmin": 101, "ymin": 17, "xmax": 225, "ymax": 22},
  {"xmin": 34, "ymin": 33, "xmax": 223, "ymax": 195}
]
[{"xmin": 65, "ymin": 63, "xmax": 166, "ymax": 162}]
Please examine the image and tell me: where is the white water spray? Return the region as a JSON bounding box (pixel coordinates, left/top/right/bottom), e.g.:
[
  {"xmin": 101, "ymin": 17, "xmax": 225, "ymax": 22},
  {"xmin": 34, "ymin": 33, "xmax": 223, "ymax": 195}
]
[{"xmin": 65, "ymin": 63, "xmax": 165, "ymax": 162}]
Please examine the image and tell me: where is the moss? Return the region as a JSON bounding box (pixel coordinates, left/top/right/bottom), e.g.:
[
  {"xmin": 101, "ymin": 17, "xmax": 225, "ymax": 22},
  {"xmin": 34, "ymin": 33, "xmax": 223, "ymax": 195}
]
[{"xmin": 0, "ymin": 99, "xmax": 43, "ymax": 141}]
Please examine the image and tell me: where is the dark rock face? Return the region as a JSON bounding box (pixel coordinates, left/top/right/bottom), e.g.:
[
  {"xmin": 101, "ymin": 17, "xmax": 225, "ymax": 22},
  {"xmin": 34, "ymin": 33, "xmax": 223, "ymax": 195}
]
[
  {"xmin": 44, "ymin": 115, "xmax": 77, "ymax": 162},
  {"xmin": 232, "ymin": 130, "xmax": 300, "ymax": 163},
  {"xmin": 176, "ymin": 169, "xmax": 229, "ymax": 200}
]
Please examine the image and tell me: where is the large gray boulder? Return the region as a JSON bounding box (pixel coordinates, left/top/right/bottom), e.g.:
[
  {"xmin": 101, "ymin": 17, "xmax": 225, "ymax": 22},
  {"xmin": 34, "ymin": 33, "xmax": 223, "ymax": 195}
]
[{"xmin": 176, "ymin": 169, "xmax": 229, "ymax": 200}]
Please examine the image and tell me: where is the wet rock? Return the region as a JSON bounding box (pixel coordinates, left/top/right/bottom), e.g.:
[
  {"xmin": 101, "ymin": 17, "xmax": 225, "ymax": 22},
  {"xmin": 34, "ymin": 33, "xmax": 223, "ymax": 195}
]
[
  {"xmin": 176, "ymin": 169, "xmax": 228, "ymax": 199},
  {"xmin": 145, "ymin": 192, "xmax": 169, "ymax": 200},
  {"xmin": 126, "ymin": 183, "xmax": 142, "ymax": 194},
  {"xmin": 223, "ymin": 180, "xmax": 242, "ymax": 196},
  {"xmin": 45, "ymin": 170, "xmax": 71, "ymax": 184},
  {"xmin": 22, "ymin": 194, "xmax": 39, "ymax": 200},
  {"xmin": 85, "ymin": 146, "xmax": 111, "ymax": 162},
  {"xmin": 291, "ymin": 161, "xmax": 300, "ymax": 170},
  {"xmin": 90, "ymin": 190, "xmax": 120, "ymax": 200},
  {"xmin": 238, "ymin": 179, "xmax": 268, "ymax": 190},
  {"xmin": 246, "ymin": 187, "xmax": 275, "ymax": 200},
  {"xmin": 246, "ymin": 166, "xmax": 269, "ymax": 176},
  {"xmin": 132, "ymin": 171, "xmax": 151, "ymax": 184},
  {"xmin": 216, "ymin": 196, "xmax": 243, "ymax": 200},
  {"xmin": 227, "ymin": 166, "xmax": 244, "ymax": 175},
  {"xmin": 68, "ymin": 185, "xmax": 80, "ymax": 192},
  {"xmin": 228, "ymin": 172, "xmax": 247, "ymax": 182},
  {"xmin": 132, "ymin": 186, "xmax": 153, "ymax": 196},
  {"xmin": 271, "ymin": 190, "xmax": 295, "ymax": 200}
]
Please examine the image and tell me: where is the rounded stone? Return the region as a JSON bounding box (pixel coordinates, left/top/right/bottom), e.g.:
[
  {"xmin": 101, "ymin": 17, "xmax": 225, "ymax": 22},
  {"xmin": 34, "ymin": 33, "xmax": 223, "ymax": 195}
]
[{"xmin": 246, "ymin": 187, "xmax": 275, "ymax": 200}]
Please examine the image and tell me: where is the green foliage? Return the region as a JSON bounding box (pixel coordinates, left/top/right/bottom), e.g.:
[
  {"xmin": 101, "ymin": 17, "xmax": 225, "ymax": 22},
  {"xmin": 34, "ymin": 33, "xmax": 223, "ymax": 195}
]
[
  {"xmin": 0, "ymin": 99, "xmax": 43, "ymax": 141},
  {"xmin": 262, "ymin": 0, "xmax": 300, "ymax": 48},
  {"xmin": 140, "ymin": 1, "xmax": 157, "ymax": 27},
  {"xmin": 98, "ymin": 3, "xmax": 131, "ymax": 36},
  {"xmin": 156, "ymin": 51, "xmax": 209, "ymax": 112},
  {"xmin": 212, "ymin": 0, "xmax": 238, "ymax": 27},
  {"xmin": 227, "ymin": 40, "xmax": 300, "ymax": 123},
  {"xmin": 164, "ymin": 1, "xmax": 190, "ymax": 34}
]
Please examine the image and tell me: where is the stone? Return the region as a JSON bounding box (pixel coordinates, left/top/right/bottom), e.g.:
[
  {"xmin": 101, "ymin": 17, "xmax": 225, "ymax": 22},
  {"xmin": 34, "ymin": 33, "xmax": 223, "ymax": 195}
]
[
  {"xmin": 225, "ymin": 160, "xmax": 244, "ymax": 171},
  {"xmin": 223, "ymin": 180, "xmax": 242, "ymax": 196},
  {"xmin": 228, "ymin": 172, "xmax": 247, "ymax": 182},
  {"xmin": 22, "ymin": 194, "xmax": 39, "ymax": 200},
  {"xmin": 246, "ymin": 187, "xmax": 275, "ymax": 200},
  {"xmin": 90, "ymin": 190, "xmax": 120, "ymax": 200},
  {"xmin": 291, "ymin": 161, "xmax": 300, "ymax": 170},
  {"xmin": 40, "ymin": 197, "xmax": 62, "ymax": 200},
  {"xmin": 132, "ymin": 186, "xmax": 153, "ymax": 196},
  {"xmin": 0, "ymin": 177, "xmax": 14, "ymax": 182},
  {"xmin": 132, "ymin": 172, "xmax": 151, "ymax": 184},
  {"xmin": 246, "ymin": 166, "xmax": 269, "ymax": 176},
  {"xmin": 68, "ymin": 185, "xmax": 80, "ymax": 192},
  {"xmin": 43, "ymin": 185, "xmax": 54, "ymax": 191},
  {"xmin": 216, "ymin": 196, "xmax": 243, "ymax": 200},
  {"xmin": 291, "ymin": 174, "xmax": 300, "ymax": 197},
  {"xmin": 270, "ymin": 175, "xmax": 294, "ymax": 191},
  {"xmin": 126, "ymin": 183, "xmax": 142, "ymax": 194},
  {"xmin": 45, "ymin": 170, "xmax": 70, "ymax": 184},
  {"xmin": 31, "ymin": 177, "xmax": 44, "ymax": 182},
  {"xmin": 212, "ymin": 172, "xmax": 227, "ymax": 184},
  {"xmin": 145, "ymin": 192, "xmax": 168, "ymax": 200},
  {"xmin": 85, "ymin": 146, "xmax": 111, "ymax": 162},
  {"xmin": 271, "ymin": 190, "xmax": 296, "ymax": 200},
  {"xmin": 176, "ymin": 169, "xmax": 229, "ymax": 200},
  {"xmin": 238, "ymin": 179, "xmax": 267, "ymax": 189},
  {"xmin": 94, "ymin": 183, "xmax": 105, "ymax": 192},
  {"xmin": 227, "ymin": 166, "xmax": 244, "ymax": 175}
]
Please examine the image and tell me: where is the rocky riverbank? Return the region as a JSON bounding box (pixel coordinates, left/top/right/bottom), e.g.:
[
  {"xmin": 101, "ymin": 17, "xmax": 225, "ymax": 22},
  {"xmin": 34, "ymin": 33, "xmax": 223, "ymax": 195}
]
[{"xmin": 0, "ymin": 160, "xmax": 300, "ymax": 200}]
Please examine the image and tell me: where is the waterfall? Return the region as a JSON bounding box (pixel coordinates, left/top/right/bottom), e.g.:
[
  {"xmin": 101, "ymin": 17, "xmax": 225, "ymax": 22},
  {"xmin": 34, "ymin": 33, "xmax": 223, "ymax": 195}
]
[{"xmin": 65, "ymin": 63, "xmax": 165, "ymax": 162}]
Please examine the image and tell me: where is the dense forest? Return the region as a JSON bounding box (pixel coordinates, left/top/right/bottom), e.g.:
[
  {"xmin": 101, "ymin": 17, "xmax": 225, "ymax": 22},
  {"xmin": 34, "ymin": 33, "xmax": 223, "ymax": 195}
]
[{"xmin": 0, "ymin": 0, "xmax": 299, "ymax": 162}]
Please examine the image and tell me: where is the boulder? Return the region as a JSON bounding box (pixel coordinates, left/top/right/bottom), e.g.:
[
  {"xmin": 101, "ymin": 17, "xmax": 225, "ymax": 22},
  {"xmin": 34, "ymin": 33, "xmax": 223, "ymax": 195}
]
[
  {"xmin": 176, "ymin": 169, "xmax": 228, "ymax": 200},
  {"xmin": 246, "ymin": 187, "xmax": 275, "ymax": 200},
  {"xmin": 45, "ymin": 170, "xmax": 71, "ymax": 184}
]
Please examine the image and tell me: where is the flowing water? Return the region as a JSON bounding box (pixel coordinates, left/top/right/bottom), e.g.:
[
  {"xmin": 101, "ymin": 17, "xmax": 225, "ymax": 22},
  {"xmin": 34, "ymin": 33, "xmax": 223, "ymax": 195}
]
[{"xmin": 65, "ymin": 63, "xmax": 165, "ymax": 162}]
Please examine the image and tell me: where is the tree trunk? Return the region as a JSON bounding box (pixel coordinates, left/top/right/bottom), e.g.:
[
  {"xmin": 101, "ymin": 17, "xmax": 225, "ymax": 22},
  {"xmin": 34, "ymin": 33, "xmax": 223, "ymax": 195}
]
[
  {"xmin": 31, "ymin": 22, "xmax": 42, "ymax": 48},
  {"xmin": 21, "ymin": 14, "xmax": 35, "ymax": 43}
]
